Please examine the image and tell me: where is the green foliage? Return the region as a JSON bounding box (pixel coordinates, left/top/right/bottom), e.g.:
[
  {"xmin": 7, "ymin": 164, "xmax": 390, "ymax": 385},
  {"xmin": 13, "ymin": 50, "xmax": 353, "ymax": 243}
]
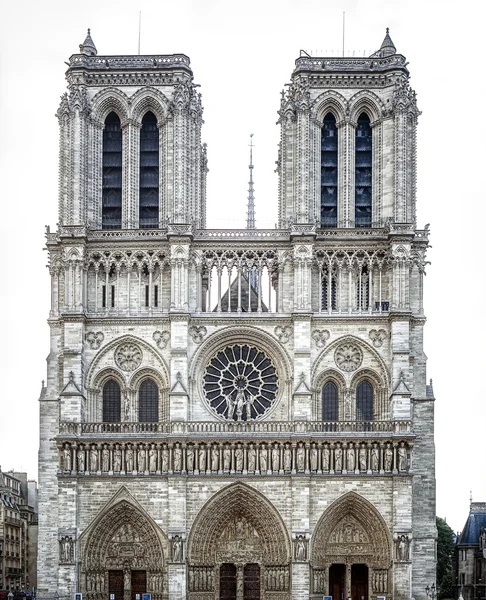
[{"xmin": 437, "ymin": 516, "xmax": 455, "ymax": 599}]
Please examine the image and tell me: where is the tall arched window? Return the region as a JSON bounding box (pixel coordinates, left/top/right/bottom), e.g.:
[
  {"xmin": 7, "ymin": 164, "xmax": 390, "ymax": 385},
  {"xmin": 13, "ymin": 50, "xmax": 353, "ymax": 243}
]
[
  {"xmin": 322, "ymin": 381, "xmax": 338, "ymax": 421},
  {"xmin": 321, "ymin": 113, "xmax": 338, "ymax": 227},
  {"xmin": 355, "ymin": 113, "xmax": 372, "ymax": 227},
  {"xmin": 139, "ymin": 112, "xmax": 159, "ymax": 228},
  {"xmin": 102, "ymin": 379, "xmax": 121, "ymax": 422},
  {"xmin": 356, "ymin": 381, "xmax": 373, "ymax": 421},
  {"xmin": 139, "ymin": 378, "xmax": 159, "ymax": 422},
  {"xmin": 322, "ymin": 272, "xmax": 337, "ymax": 311},
  {"xmin": 102, "ymin": 112, "xmax": 122, "ymax": 229}
]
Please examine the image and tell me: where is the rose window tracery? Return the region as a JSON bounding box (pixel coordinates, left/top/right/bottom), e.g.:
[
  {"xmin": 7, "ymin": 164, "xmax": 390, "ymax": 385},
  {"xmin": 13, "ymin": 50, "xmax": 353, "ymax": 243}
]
[
  {"xmin": 115, "ymin": 343, "xmax": 143, "ymax": 372},
  {"xmin": 203, "ymin": 344, "xmax": 278, "ymax": 421},
  {"xmin": 334, "ymin": 343, "xmax": 363, "ymax": 372}
]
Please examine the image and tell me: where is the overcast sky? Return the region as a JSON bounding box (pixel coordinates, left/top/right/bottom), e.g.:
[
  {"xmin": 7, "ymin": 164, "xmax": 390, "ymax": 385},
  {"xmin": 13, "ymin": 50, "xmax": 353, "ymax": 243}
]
[{"xmin": 0, "ymin": 0, "xmax": 484, "ymax": 535}]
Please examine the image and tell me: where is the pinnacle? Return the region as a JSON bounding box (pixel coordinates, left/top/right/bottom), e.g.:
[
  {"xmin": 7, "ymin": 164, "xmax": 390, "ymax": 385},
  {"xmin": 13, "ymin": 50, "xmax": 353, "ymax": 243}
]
[
  {"xmin": 79, "ymin": 28, "xmax": 97, "ymax": 56},
  {"xmin": 379, "ymin": 27, "xmax": 396, "ymax": 56}
]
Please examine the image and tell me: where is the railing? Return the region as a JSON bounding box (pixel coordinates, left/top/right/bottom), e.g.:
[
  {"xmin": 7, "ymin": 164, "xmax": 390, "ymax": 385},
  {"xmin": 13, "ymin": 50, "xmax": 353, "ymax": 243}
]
[
  {"xmin": 59, "ymin": 420, "xmax": 412, "ymax": 436},
  {"xmin": 4, "ymin": 516, "xmax": 21, "ymax": 526}
]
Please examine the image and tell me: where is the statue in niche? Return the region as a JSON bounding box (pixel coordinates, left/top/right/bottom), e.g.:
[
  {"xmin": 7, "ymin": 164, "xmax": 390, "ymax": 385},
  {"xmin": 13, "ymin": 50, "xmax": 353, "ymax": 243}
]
[
  {"xmin": 371, "ymin": 442, "xmax": 380, "ymax": 471},
  {"xmin": 90, "ymin": 446, "xmax": 98, "ymax": 472},
  {"xmin": 322, "ymin": 444, "xmax": 330, "ymax": 471},
  {"xmin": 272, "ymin": 443, "xmax": 280, "ymax": 471},
  {"xmin": 334, "ymin": 443, "xmax": 343, "ymax": 471},
  {"xmin": 260, "ymin": 443, "xmax": 268, "ymax": 471},
  {"xmin": 161, "ymin": 445, "xmax": 169, "ymax": 472},
  {"xmin": 398, "ymin": 442, "xmax": 407, "ymax": 471},
  {"xmin": 124, "ymin": 569, "xmax": 131, "ymax": 590},
  {"xmin": 310, "ymin": 442, "xmax": 318, "ymax": 471},
  {"xmin": 295, "ymin": 535, "xmax": 307, "ymax": 561},
  {"xmin": 60, "ymin": 535, "xmax": 73, "ymax": 563},
  {"xmin": 296, "ymin": 442, "xmax": 305, "ymax": 471},
  {"xmin": 172, "ymin": 535, "xmax": 183, "ymax": 562},
  {"xmin": 247, "ymin": 443, "xmax": 256, "ymax": 471},
  {"xmin": 384, "ymin": 442, "xmax": 393, "ymax": 471},
  {"xmin": 126, "ymin": 445, "xmax": 134, "ymax": 471},
  {"xmin": 138, "ymin": 444, "xmax": 146, "ymax": 471},
  {"xmin": 198, "ymin": 444, "xmax": 206, "ymax": 471},
  {"xmin": 396, "ymin": 534, "xmax": 410, "ymax": 560},
  {"xmin": 347, "ymin": 443, "xmax": 355, "ymax": 471},
  {"xmin": 63, "ymin": 444, "xmax": 71, "ymax": 471},
  {"xmin": 223, "ymin": 444, "xmax": 231, "ymax": 471},
  {"xmin": 173, "ymin": 443, "xmax": 182, "ymax": 471},
  {"xmin": 124, "ymin": 394, "xmax": 130, "ymax": 421},
  {"xmin": 235, "ymin": 443, "xmax": 244, "ymax": 471},
  {"xmin": 359, "ymin": 442, "xmax": 367, "ymax": 471},
  {"xmin": 102, "ymin": 444, "xmax": 110, "ymax": 472},
  {"xmin": 148, "ymin": 443, "xmax": 157, "ymax": 472},
  {"xmin": 187, "ymin": 445, "xmax": 194, "ymax": 471},
  {"xmin": 113, "ymin": 445, "xmax": 122, "ymax": 471},
  {"xmin": 211, "ymin": 445, "xmax": 219, "ymax": 471},
  {"xmin": 77, "ymin": 447, "xmax": 85, "ymax": 472},
  {"xmin": 283, "ymin": 443, "xmax": 292, "ymax": 471}
]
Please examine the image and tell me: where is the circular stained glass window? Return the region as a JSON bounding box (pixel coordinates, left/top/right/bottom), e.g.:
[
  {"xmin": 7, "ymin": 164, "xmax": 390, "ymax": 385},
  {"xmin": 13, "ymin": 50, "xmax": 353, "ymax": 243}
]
[{"xmin": 203, "ymin": 344, "xmax": 278, "ymax": 421}]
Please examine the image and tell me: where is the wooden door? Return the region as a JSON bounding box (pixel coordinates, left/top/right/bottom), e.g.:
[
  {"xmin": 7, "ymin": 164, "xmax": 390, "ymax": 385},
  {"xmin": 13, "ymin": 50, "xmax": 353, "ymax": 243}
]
[
  {"xmin": 329, "ymin": 564, "xmax": 346, "ymax": 600},
  {"xmin": 220, "ymin": 563, "xmax": 237, "ymax": 600},
  {"xmin": 108, "ymin": 570, "xmax": 124, "ymax": 600},
  {"xmin": 131, "ymin": 570, "xmax": 147, "ymax": 600},
  {"xmin": 351, "ymin": 564, "xmax": 368, "ymax": 600},
  {"xmin": 243, "ymin": 563, "xmax": 260, "ymax": 599}
]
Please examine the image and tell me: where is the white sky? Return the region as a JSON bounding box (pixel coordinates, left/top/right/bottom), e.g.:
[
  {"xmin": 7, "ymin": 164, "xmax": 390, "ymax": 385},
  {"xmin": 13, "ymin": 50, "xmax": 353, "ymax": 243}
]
[{"xmin": 0, "ymin": 0, "xmax": 484, "ymax": 535}]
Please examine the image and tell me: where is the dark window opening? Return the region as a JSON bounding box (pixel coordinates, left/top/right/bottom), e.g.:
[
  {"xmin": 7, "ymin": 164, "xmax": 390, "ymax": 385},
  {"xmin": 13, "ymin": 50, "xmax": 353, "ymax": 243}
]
[
  {"xmin": 323, "ymin": 381, "xmax": 338, "ymax": 422},
  {"xmin": 356, "ymin": 266, "xmax": 369, "ymax": 310},
  {"xmin": 103, "ymin": 379, "xmax": 121, "ymax": 422},
  {"xmin": 154, "ymin": 285, "xmax": 158, "ymax": 307},
  {"xmin": 356, "ymin": 381, "xmax": 374, "ymax": 421},
  {"xmin": 321, "ymin": 113, "xmax": 338, "ymax": 227},
  {"xmin": 102, "ymin": 112, "xmax": 122, "ymax": 230},
  {"xmin": 355, "ymin": 113, "xmax": 372, "ymax": 227},
  {"xmin": 139, "ymin": 379, "xmax": 159, "ymax": 422},
  {"xmin": 111, "ymin": 285, "xmax": 115, "ymax": 308},
  {"xmin": 322, "ymin": 273, "xmax": 337, "ymax": 311},
  {"xmin": 139, "ymin": 112, "xmax": 159, "ymax": 228},
  {"xmin": 145, "ymin": 285, "xmax": 149, "ymax": 307},
  {"xmin": 102, "ymin": 285, "xmax": 106, "ymax": 308}
]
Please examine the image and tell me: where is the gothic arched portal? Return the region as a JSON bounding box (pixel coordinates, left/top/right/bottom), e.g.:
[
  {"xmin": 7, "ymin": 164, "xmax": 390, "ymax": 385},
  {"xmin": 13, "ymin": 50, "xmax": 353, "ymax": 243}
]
[
  {"xmin": 188, "ymin": 483, "xmax": 291, "ymax": 599},
  {"xmin": 79, "ymin": 489, "xmax": 167, "ymax": 600},
  {"xmin": 310, "ymin": 492, "xmax": 392, "ymax": 599}
]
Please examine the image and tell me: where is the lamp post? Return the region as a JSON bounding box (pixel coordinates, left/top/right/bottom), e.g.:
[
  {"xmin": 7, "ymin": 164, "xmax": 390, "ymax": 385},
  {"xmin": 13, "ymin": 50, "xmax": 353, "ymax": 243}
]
[{"xmin": 426, "ymin": 583, "xmax": 439, "ymax": 600}]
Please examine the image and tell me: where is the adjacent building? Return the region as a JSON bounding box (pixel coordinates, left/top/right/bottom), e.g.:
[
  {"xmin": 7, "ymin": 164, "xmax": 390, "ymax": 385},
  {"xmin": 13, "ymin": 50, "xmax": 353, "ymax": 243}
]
[
  {"xmin": 37, "ymin": 29, "xmax": 436, "ymax": 600},
  {"xmin": 454, "ymin": 502, "xmax": 486, "ymax": 600}
]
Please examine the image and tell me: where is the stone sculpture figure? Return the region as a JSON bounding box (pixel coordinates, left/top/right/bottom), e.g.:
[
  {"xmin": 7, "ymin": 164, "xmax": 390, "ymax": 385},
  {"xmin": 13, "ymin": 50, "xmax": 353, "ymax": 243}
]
[
  {"xmin": 384, "ymin": 443, "xmax": 393, "ymax": 471},
  {"xmin": 347, "ymin": 443, "xmax": 355, "ymax": 471},
  {"xmin": 198, "ymin": 444, "xmax": 206, "ymax": 471},
  {"xmin": 283, "ymin": 443, "xmax": 292, "ymax": 471},
  {"xmin": 172, "ymin": 535, "xmax": 183, "ymax": 562},
  {"xmin": 297, "ymin": 443, "xmax": 305, "ymax": 471},
  {"xmin": 235, "ymin": 444, "xmax": 244, "ymax": 471},
  {"xmin": 63, "ymin": 444, "xmax": 71, "ymax": 471},
  {"xmin": 77, "ymin": 447, "xmax": 85, "ymax": 472},
  {"xmin": 397, "ymin": 534, "xmax": 410, "ymax": 560},
  {"xmin": 113, "ymin": 445, "xmax": 122, "ymax": 471},
  {"xmin": 148, "ymin": 444, "xmax": 157, "ymax": 472},
  {"xmin": 186, "ymin": 445, "xmax": 194, "ymax": 471},
  {"xmin": 102, "ymin": 445, "xmax": 110, "ymax": 472},
  {"xmin": 310, "ymin": 443, "xmax": 318, "ymax": 471},
  {"xmin": 138, "ymin": 444, "xmax": 146, "ymax": 471},
  {"xmin": 223, "ymin": 445, "xmax": 231, "ymax": 471},
  {"xmin": 334, "ymin": 444, "xmax": 343, "ymax": 471},
  {"xmin": 126, "ymin": 445, "xmax": 134, "ymax": 471},
  {"xmin": 211, "ymin": 445, "xmax": 219, "ymax": 471},
  {"xmin": 295, "ymin": 535, "xmax": 306, "ymax": 561},
  {"xmin": 322, "ymin": 445, "xmax": 330, "ymax": 471},
  {"xmin": 260, "ymin": 443, "xmax": 268, "ymax": 471},
  {"xmin": 359, "ymin": 443, "xmax": 367, "ymax": 471},
  {"xmin": 272, "ymin": 443, "xmax": 280, "ymax": 471},
  {"xmin": 371, "ymin": 443, "xmax": 379, "ymax": 471},
  {"xmin": 173, "ymin": 443, "xmax": 182, "ymax": 471},
  {"xmin": 161, "ymin": 446, "xmax": 169, "ymax": 472},
  {"xmin": 90, "ymin": 446, "xmax": 98, "ymax": 472},
  {"xmin": 60, "ymin": 536, "xmax": 73, "ymax": 562},
  {"xmin": 247, "ymin": 444, "xmax": 256, "ymax": 471},
  {"xmin": 398, "ymin": 442, "xmax": 407, "ymax": 471}
]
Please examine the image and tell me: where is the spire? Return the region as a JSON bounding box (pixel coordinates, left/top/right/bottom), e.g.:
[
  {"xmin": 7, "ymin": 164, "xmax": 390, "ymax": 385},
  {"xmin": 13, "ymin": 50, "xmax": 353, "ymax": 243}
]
[
  {"xmin": 370, "ymin": 27, "xmax": 396, "ymax": 58},
  {"xmin": 246, "ymin": 134, "xmax": 256, "ymax": 230},
  {"xmin": 79, "ymin": 28, "xmax": 97, "ymax": 56}
]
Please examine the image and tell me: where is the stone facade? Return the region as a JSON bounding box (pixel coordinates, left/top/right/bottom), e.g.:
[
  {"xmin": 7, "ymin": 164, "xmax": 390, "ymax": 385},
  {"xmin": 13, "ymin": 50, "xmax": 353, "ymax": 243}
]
[
  {"xmin": 38, "ymin": 29, "xmax": 436, "ymax": 600},
  {"xmin": 454, "ymin": 502, "xmax": 486, "ymax": 600}
]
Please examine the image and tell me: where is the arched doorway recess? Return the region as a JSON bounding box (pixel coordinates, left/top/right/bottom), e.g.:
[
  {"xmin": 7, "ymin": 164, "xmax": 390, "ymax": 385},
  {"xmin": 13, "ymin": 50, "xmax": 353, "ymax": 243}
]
[
  {"xmin": 311, "ymin": 492, "xmax": 392, "ymax": 600},
  {"xmin": 188, "ymin": 483, "xmax": 291, "ymax": 599}
]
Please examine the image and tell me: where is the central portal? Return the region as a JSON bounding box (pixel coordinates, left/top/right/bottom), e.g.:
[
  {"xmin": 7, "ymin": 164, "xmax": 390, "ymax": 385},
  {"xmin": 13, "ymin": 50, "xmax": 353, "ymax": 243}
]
[
  {"xmin": 219, "ymin": 563, "xmax": 261, "ymax": 599},
  {"xmin": 108, "ymin": 570, "xmax": 147, "ymax": 600}
]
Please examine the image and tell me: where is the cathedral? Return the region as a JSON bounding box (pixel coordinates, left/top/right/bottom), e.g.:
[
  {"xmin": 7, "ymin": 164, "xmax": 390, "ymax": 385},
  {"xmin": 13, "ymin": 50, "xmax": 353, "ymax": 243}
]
[{"xmin": 37, "ymin": 28, "xmax": 436, "ymax": 600}]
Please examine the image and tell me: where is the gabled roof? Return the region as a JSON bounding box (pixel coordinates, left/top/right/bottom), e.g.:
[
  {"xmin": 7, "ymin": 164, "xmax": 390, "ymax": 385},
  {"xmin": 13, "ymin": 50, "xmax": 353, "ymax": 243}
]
[{"xmin": 457, "ymin": 502, "xmax": 486, "ymax": 546}]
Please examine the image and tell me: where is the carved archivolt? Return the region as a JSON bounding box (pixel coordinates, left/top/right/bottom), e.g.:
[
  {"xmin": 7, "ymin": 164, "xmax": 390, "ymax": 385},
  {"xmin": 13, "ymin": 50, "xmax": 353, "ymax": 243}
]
[
  {"xmin": 188, "ymin": 483, "xmax": 291, "ymax": 566},
  {"xmin": 311, "ymin": 491, "xmax": 391, "ymax": 567}
]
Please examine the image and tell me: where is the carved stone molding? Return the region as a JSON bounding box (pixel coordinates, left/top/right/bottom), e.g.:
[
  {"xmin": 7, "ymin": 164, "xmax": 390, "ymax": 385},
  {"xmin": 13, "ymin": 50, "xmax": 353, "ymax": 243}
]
[
  {"xmin": 369, "ymin": 328, "xmax": 387, "ymax": 347},
  {"xmin": 114, "ymin": 343, "xmax": 143, "ymax": 372},
  {"xmin": 86, "ymin": 331, "xmax": 104, "ymax": 349},
  {"xmin": 312, "ymin": 329, "xmax": 330, "ymax": 348},
  {"xmin": 189, "ymin": 325, "xmax": 207, "ymax": 344},
  {"xmin": 274, "ymin": 325, "xmax": 292, "ymax": 344},
  {"xmin": 334, "ymin": 343, "xmax": 363, "ymax": 372},
  {"xmin": 153, "ymin": 330, "xmax": 170, "ymax": 349}
]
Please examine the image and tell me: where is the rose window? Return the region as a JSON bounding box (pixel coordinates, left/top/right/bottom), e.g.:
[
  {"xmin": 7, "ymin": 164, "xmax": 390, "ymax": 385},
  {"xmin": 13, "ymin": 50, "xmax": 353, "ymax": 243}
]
[
  {"xmin": 115, "ymin": 343, "xmax": 143, "ymax": 372},
  {"xmin": 334, "ymin": 343, "xmax": 363, "ymax": 372},
  {"xmin": 203, "ymin": 344, "xmax": 278, "ymax": 421}
]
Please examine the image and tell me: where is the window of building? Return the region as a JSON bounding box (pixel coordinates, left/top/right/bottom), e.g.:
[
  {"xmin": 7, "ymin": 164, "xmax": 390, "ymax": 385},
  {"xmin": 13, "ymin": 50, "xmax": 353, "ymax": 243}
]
[
  {"xmin": 102, "ymin": 112, "xmax": 122, "ymax": 230},
  {"xmin": 356, "ymin": 381, "xmax": 373, "ymax": 421},
  {"xmin": 102, "ymin": 379, "xmax": 121, "ymax": 422},
  {"xmin": 322, "ymin": 381, "xmax": 338, "ymax": 421},
  {"xmin": 139, "ymin": 379, "xmax": 159, "ymax": 422},
  {"xmin": 139, "ymin": 111, "xmax": 159, "ymax": 228},
  {"xmin": 322, "ymin": 272, "xmax": 337, "ymax": 311},
  {"xmin": 356, "ymin": 266, "xmax": 369, "ymax": 310},
  {"xmin": 321, "ymin": 113, "xmax": 338, "ymax": 227},
  {"xmin": 355, "ymin": 113, "xmax": 372, "ymax": 227}
]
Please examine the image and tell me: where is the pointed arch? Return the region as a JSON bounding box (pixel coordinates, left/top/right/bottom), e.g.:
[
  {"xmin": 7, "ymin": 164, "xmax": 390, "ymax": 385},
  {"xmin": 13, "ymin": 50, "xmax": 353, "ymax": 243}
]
[
  {"xmin": 91, "ymin": 88, "xmax": 130, "ymax": 125},
  {"xmin": 348, "ymin": 90, "xmax": 385, "ymax": 123},
  {"xmin": 311, "ymin": 491, "xmax": 392, "ymax": 568},
  {"xmin": 188, "ymin": 482, "xmax": 291, "ymax": 565},
  {"xmin": 130, "ymin": 87, "xmax": 170, "ymax": 125},
  {"xmin": 312, "ymin": 90, "xmax": 347, "ymax": 123}
]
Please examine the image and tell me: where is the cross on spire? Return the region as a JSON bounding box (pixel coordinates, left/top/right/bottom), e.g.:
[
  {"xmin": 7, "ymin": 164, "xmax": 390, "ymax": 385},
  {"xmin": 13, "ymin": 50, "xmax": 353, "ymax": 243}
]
[{"xmin": 246, "ymin": 134, "xmax": 256, "ymax": 230}]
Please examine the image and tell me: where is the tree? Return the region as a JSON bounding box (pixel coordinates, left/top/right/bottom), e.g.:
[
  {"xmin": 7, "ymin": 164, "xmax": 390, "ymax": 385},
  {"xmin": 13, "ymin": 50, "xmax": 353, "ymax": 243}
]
[{"xmin": 437, "ymin": 516, "xmax": 455, "ymax": 599}]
